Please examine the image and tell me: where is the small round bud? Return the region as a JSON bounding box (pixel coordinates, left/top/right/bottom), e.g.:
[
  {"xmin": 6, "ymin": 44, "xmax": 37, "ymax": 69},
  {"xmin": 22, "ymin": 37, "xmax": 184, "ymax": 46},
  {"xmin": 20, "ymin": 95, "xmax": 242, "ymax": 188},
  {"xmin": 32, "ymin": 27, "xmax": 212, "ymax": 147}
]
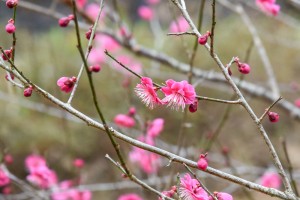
[
  {"xmin": 6, "ymin": 0, "xmax": 18, "ymax": 8},
  {"xmin": 128, "ymin": 107, "xmax": 136, "ymax": 116},
  {"xmin": 23, "ymin": 86, "xmax": 33, "ymax": 97},
  {"xmin": 4, "ymin": 154, "xmax": 13, "ymax": 165},
  {"xmin": 73, "ymin": 158, "xmax": 85, "ymax": 168},
  {"xmin": 197, "ymin": 154, "xmax": 208, "ymax": 170},
  {"xmin": 198, "ymin": 31, "xmax": 211, "ymax": 45},
  {"xmin": 85, "ymin": 29, "xmax": 95, "ymax": 40},
  {"xmin": 268, "ymin": 111, "xmax": 279, "ymax": 123},
  {"xmin": 189, "ymin": 100, "xmax": 198, "ymax": 113},
  {"xmin": 237, "ymin": 62, "xmax": 251, "ymax": 74},
  {"xmin": 2, "ymin": 48, "xmax": 13, "ymax": 61},
  {"xmin": 89, "ymin": 65, "xmax": 101, "ymax": 72},
  {"xmin": 5, "ymin": 19, "xmax": 15, "ymax": 34}
]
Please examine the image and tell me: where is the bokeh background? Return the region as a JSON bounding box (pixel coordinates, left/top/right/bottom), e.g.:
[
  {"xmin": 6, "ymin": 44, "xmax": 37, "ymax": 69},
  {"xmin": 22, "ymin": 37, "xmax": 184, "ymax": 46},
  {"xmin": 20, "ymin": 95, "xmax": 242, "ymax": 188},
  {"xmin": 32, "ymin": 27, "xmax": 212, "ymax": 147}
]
[{"xmin": 0, "ymin": 0, "xmax": 300, "ymax": 199}]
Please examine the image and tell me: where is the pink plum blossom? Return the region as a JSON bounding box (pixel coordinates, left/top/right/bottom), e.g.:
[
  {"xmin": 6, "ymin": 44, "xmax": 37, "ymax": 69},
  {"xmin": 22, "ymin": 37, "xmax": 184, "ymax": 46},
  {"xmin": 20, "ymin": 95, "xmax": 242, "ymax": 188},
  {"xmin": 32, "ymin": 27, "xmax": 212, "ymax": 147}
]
[
  {"xmin": 179, "ymin": 174, "xmax": 209, "ymax": 200},
  {"xmin": 256, "ymin": 0, "xmax": 280, "ymax": 16},
  {"xmin": 118, "ymin": 193, "xmax": 143, "ymax": 200},
  {"xmin": 112, "ymin": 55, "xmax": 142, "ymax": 76},
  {"xmin": 85, "ymin": 3, "xmax": 106, "ymax": 21},
  {"xmin": 138, "ymin": 6, "xmax": 154, "ymax": 21},
  {"xmin": 114, "ymin": 114, "xmax": 135, "ymax": 128},
  {"xmin": 260, "ymin": 172, "xmax": 281, "ymax": 189},
  {"xmin": 25, "ymin": 154, "xmax": 47, "ymax": 172},
  {"xmin": 27, "ymin": 166, "xmax": 58, "ymax": 189},
  {"xmin": 57, "ymin": 76, "xmax": 77, "ymax": 93},
  {"xmin": 129, "ymin": 136, "xmax": 160, "ymax": 174},
  {"xmin": 147, "ymin": 118, "xmax": 164, "ymax": 138},
  {"xmin": 0, "ymin": 168, "xmax": 10, "ymax": 187},
  {"xmin": 95, "ymin": 35, "xmax": 120, "ymax": 52},
  {"xmin": 161, "ymin": 79, "xmax": 196, "ymax": 111},
  {"xmin": 88, "ymin": 47, "xmax": 106, "ymax": 65},
  {"xmin": 135, "ymin": 77, "xmax": 161, "ymax": 109},
  {"xmin": 197, "ymin": 154, "xmax": 208, "ymax": 171},
  {"xmin": 169, "ymin": 16, "xmax": 190, "ymax": 33}
]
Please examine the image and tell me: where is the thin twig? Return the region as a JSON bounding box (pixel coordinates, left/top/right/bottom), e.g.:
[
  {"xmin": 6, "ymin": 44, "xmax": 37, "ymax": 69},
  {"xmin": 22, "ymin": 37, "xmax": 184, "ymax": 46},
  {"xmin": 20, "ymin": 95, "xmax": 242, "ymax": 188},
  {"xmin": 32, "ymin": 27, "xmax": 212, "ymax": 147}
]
[
  {"xmin": 167, "ymin": 31, "xmax": 196, "ymax": 36},
  {"xmin": 196, "ymin": 95, "xmax": 241, "ymax": 104},
  {"xmin": 282, "ymin": 139, "xmax": 299, "ymax": 197},
  {"xmin": 210, "ymin": 0, "xmax": 216, "ymax": 56}
]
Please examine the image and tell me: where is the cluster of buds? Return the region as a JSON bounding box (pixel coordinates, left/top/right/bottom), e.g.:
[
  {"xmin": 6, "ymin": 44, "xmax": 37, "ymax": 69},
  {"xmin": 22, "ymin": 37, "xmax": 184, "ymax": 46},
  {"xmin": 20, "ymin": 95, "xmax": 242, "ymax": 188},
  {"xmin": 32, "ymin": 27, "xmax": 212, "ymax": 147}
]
[{"xmin": 58, "ymin": 15, "xmax": 74, "ymax": 27}]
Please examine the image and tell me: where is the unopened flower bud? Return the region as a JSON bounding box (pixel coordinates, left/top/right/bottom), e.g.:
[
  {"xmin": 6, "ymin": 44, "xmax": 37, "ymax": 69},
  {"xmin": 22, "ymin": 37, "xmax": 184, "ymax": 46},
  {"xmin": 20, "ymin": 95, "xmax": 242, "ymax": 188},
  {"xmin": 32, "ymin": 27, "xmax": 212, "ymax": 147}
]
[
  {"xmin": 128, "ymin": 107, "xmax": 136, "ymax": 116},
  {"xmin": 198, "ymin": 31, "xmax": 211, "ymax": 45},
  {"xmin": 197, "ymin": 154, "xmax": 208, "ymax": 170},
  {"xmin": 6, "ymin": 19, "xmax": 15, "ymax": 34},
  {"xmin": 59, "ymin": 16, "xmax": 73, "ymax": 27},
  {"xmin": 85, "ymin": 29, "xmax": 95, "ymax": 40},
  {"xmin": 268, "ymin": 111, "xmax": 279, "ymax": 123},
  {"xmin": 189, "ymin": 100, "xmax": 198, "ymax": 113},
  {"xmin": 237, "ymin": 62, "xmax": 251, "ymax": 74},
  {"xmin": 4, "ymin": 154, "xmax": 13, "ymax": 165},
  {"xmin": 89, "ymin": 65, "xmax": 101, "ymax": 72},
  {"xmin": 6, "ymin": 0, "xmax": 18, "ymax": 8},
  {"xmin": 73, "ymin": 158, "xmax": 85, "ymax": 168},
  {"xmin": 24, "ymin": 86, "xmax": 33, "ymax": 97},
  {"xmin": 2, "ymin": 48, "xmax": 13, "ymax": 61}
]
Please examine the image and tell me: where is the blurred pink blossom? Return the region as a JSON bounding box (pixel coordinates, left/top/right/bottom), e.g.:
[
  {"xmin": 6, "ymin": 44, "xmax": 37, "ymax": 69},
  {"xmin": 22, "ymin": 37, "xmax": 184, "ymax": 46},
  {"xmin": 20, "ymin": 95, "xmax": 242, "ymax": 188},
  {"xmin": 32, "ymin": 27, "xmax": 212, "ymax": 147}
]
[
  {"xmin": 88, "ymin": 47, "xmax": 106, "ymax": 65},
  {"xmin": 135, "ymin": 77, "xmax": 161, "ymax": 109},
  {"xmin": 118, "ymin": 193, "xmax": 143, "ymax": 200},
  {"xmin": 73, "ymin": 158, "xmax": 85, "ymax": 168},
  {"xmin": 4, "ymin": 154, "xmax": 13, "ymax": 165},
  {"xmin": 161, "ymin": 79, "xmax": 196, "ymax": 111},
  {"xmin": 25, "ymin": 154, "xmax": 47, "ymax": 172},
  {"xmin": 0, "ymin": 168, "xmax": 10, "ymax": 187},
  {"xmin": 112, "ymin": 55, "xmax": 142, "ymax": 76},
  {"xmin": 147, "ymin": 118, "xmax": 164, "ymax": 138},
  {"xmin": 76, "ymin": 0, "xmax": 87, "ymax": 9},
  {"xmin": 260, "ymin": 172, "xmax": 281, "ymax": 189},
  {"xmin": 27, "ymin": 166, "xmax": 58, "ymax": 189},
  {"xmin": 169, "ymin": 16, "xmax": 190, "ymax": 33},
  {"xmin": 96, "ymin": 35, "xmax": 120, "ymax": 52},
  {"xmin": 52, "ymin": 180, "xmax": 92, "ymax": 200},
  {"xmin": 256, "ymin": 0, "xmax": 280, "ymax": 16},
  {"xmin": 138, "ymin": 6, "xmax": 154, "ymax": 21},
  {"xmin": 85, "ymin": 3, "xmax": 106, "ymax": 21},
  {"xmin": 179, "ymin": 174, "xmax": 209, "ymax": 200},
  {"xmin": 114, "ymin": 114, "xmax": 135, "ymax": 128},
  {"xmin": 129, "ymin": 136, "xmax": 160, "ymax": 174}
]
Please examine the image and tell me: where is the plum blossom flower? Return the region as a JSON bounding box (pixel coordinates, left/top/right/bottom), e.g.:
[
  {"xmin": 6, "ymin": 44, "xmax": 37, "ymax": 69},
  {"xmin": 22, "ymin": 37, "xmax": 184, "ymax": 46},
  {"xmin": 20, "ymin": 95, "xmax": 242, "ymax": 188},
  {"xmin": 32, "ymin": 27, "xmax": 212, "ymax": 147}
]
[
  {"xmin": 161, "ymin": 79, "xmax": 196, "ymax": 111},
  {"xmin": 169, "ymin": 16, "xmax": 190, "ymax": 33},
  {"xmin": 114, "ymin": 114, "xmax": 135, "ymax": 128},
  {"xmin": 138, "ymin": 6, "xmax": 154, "ymax": 21},
  {"xmin": 256, "ymin": 0, "xmax": 280, "ymax": 16},
  {"xmin": 179, "ymin": 174, "xmax": 209, "ymax": 200},
  {"xmin": 95, "ymin": 35, "xmax": 120, "ymax": 52},
  {"xmin": 147, "ymin": 118, "xmax": 164, "ymax": 138},
  {"xmin": 85, "ymin": 3, "xmax": 106, "ymax": 21},
  {"xmin": 129, "ymin": 136, "xmax": 160, "ymax": 174},
  {"xmin": 25, "ymin": 154, "xmax": 47, "ymax": 172},
  {"xmin": 135, "ymin": 77, "xmax": 161, "ymax": 109},
  {"xmin": 0, "ymin": 168, "xmax": 10, "ymax": 187},
  {"xmin": 27, "ymin": 166, "xmax": 58, "ymax": 189},
  {"xmin": 118, "ymin": 193, "xmax": 143, "ymax": 200},
  {"xmin": 57, "ymin": 76, "xmax": 77, "ymax": 93},
  {"xmin": 88, "ymin": 47, "xmax": 106, "ymax": 65},
  {"xmin": 260, "ymin": 172, "xmax": 281, "ymax": 189}
]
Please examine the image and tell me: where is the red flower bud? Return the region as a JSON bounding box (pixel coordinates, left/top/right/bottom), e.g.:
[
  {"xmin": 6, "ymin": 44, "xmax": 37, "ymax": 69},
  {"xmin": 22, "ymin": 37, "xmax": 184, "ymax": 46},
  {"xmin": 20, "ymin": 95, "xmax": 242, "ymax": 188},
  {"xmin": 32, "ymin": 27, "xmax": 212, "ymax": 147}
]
[
  {"xmin": 89, "ymin": 65, "xmax": 101, "ymax": 72},
  {"xmin": 5, "ymin": 19, "xmax": 15, "ymax": 34},
  {"xmin": 237, "ymin": 62, "xmax": 251, "ymax": 74},
  {"xmin": 6, "ymin": 0, "xmax": 18, "ymax": 8},
  {"xmin": 268, "ymin": 111, "xmax": 279, "ymax": 123},
  {"xmin": 24, "ymin": 86, "xmax": 33, "ymax": 97},
  {"xmin": 198, "ymin": 31, "xmax": 211, "ymax": 45},
  {"xmin": 197, "ymin": 154, "xmax": 208, "ymax": 170},
  {"xmin": 189, "ymin": 100, "xmax": 198, "ymax": 113}
]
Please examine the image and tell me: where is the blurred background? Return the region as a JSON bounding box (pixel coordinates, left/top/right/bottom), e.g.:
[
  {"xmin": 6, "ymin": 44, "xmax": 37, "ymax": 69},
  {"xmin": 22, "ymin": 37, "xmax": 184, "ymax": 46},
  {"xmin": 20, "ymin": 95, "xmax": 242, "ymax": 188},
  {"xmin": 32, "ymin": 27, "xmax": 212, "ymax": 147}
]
[{"xmin": 0, "ymin": 0, "xmax": 300, "ymax": 199}]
